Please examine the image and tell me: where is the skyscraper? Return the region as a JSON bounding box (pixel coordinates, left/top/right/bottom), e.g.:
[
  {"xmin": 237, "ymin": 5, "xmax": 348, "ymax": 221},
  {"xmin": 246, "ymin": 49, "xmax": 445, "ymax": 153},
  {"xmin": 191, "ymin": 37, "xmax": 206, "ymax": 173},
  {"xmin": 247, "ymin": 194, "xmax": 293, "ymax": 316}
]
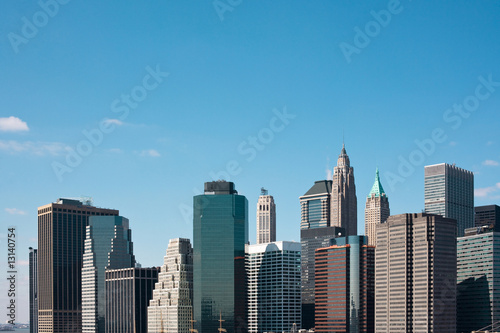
[
  {"xmin": 148, "ymin": 238, "xmax": 193, "ymax": 333},
  {"xmin": 256, "ymin": 188, "xmax": 276, "ymax": 244},
  {"xmin": 300, "ymin": 227, "xmax": 344, "ymax": 329},
  {"xmin": 364, "ymin": 168, "xmax": 390, "ymax": 246},
  {"xmin": 331, "ymin": 144, "xmax": 357, "ymax": 236},
  {"xmin": 193, "ymin": 181, "xmax": 248, "ymax": 333},
  {"xmin": 82, "ymin": 216, "xmax": 135, "ymax": 333},
  {"xmin": 457, "ymin": 225, "xmax": 500, "ymax": 332},
  {"xmin": 105, "ymin": 267, "xmax": 159, "ymax": 333},
  {"xmin": 300, "ymin": 180, "xmax": 332, "ymax": 230},
  {"xmin": 300, "ymin": 179, "xmax": 344, "ymax": 329},
  {"xmin": 424, "ymin": 163, "xmax": 474, "ymax": 237},
  {"xmin": 315, "ymin": 236, "xmax": 374, "ymax": 333},
  {"xmin": 475, "ymin": 204, "xmax": 500, "ymax": 230},
  {"xmin": 247, "ymin": 241, "xmax": 301, "ymax": 333},
  {"xmin": 375, "ymin": 213, "xmax": 457, "ymax": 332},
  {"xmin": 29, "ymin": 247, "xmax": 38, "ymax": 333},
  {"xmin": 37, "ymin": 198, "xmax": 119, "ymax": 333}
]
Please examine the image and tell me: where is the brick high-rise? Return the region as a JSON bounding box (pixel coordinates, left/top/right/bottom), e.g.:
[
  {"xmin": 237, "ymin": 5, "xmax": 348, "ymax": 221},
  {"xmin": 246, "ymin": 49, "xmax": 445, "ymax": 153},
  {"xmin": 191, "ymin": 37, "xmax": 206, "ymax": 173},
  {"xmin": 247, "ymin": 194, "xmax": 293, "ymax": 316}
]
[{"xmin": 315, "ymin": 236, "xmax": 374, "ymax": 333}]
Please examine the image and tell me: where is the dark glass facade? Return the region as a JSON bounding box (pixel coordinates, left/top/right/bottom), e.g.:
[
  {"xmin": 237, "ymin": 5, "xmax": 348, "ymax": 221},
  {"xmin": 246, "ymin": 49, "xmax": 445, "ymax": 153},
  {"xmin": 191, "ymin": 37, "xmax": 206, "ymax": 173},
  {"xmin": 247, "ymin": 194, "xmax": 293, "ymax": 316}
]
[
  {"xmin": 475, "ymin": 204, "xmax": 500, "ymax": 230},
  {"xmin": 105, "ymin": 267, "xmax": 158, "ymax": 333},
  {"xmin": 193, "ymin": 181, "xmax": 248, "ymax": 333},
  {"xmin": 307, "ymin": 199, "xmax": 322, "ymax": 229},
  {"xmin": 29, "ymin": 247, "xmax": 38, "ymax": 333},
  {"xmin": 457, "ymin": 228, "xmax": 500, "ymax": 332}
]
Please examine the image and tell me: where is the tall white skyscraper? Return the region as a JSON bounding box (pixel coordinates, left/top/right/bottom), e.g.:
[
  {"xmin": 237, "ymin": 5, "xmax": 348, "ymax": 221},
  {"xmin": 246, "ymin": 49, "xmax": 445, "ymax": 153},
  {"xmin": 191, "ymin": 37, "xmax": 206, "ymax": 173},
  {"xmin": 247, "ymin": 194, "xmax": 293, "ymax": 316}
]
[
  {"xmin": 247, "ymin": 241, "xmax": 301, "ymax": 333},
  {"xmin": 424, "ymin": 163, "xmax": 474, "ymax": 237},
  {"xmin": 256, "ymin": 188, "xmax": 276, "ymax": 244},
  {"xmin": 331, "ymin": 144, "xmax": 357, "ymax": 236},
  {"xmin": 365, "ymin": 168, "xmax": 390, "ymax": 246},
  {"xmin": 148, "ymin": 238, "xmax": 193, "ymax": 333},
  {"xmin": 82, "ymin": 216, "xmax": 135, "ymax": 333}
]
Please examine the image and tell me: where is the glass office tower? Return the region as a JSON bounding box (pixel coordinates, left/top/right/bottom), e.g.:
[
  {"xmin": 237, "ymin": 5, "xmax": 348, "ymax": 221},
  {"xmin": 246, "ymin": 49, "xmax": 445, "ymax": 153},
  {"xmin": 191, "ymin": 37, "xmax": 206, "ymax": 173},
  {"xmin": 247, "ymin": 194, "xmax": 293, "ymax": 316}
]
[
  {"xmin": 457, "ymin": 226, "xmax": 500, "ymax": 332},
  {"xmin": 193, "ymin": 181, "xmax": 248, "ymax": 333},
  {"xmin": 424, "ymin": 163, "xmax": 474, "ymax": 237},
  {"xmin": 29, "ymin": 247, "xmax": 38, "ymax": 333},
  {"xmin": 82, "ymin": 216, "xmax": 135, "ymax": 333}
]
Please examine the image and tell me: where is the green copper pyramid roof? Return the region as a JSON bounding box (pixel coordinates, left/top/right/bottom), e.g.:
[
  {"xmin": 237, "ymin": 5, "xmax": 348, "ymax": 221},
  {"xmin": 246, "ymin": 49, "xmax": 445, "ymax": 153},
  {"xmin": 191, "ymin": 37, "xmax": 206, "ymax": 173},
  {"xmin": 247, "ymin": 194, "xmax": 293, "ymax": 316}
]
[{"xmin": 368, "ymin": 168, "xmax": 386, "ymax": 198}]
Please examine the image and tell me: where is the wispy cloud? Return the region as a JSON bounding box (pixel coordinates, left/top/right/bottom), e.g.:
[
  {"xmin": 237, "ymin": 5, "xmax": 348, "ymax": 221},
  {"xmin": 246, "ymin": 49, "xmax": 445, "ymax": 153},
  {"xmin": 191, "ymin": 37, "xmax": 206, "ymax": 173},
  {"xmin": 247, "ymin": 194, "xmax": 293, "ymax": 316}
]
[
  {"xmin": 0, "ymin": 116, "xmax": 29, "ymax": 132},
  {"xmin": 449, "ymin": 141, "xmax": 457, "ymax": 147},
  {"xmin": 108, "ymin": 148, "xmax": 123, "ymax": 154},
  {"xmin": 0, "ymin": 140, "xmax": 70, "ymax": 156},
  {"xmin": 325, "ymin": 156, "xmax": 332, "ymax": 180},
  {"xmin": 18, "ymin": 260, "xmax": 29, "ymax": 266},
  {"xmin": 102, "ymin": 118, "xmax": 124, "ymax": 126},
  {"xmin": 475, "ymin": 183, "xmax": 500, "ymax": 198},
  {"xmin": 5, "ymin": 208, "xmax": 27, "ymax": 215},
  {"xmin": 483, "ymin": 160, "xmax": 499, "ymax": 166},
  {"xmin": 139, "ymin": 149, "xmax": 161, "ymax": 157}
]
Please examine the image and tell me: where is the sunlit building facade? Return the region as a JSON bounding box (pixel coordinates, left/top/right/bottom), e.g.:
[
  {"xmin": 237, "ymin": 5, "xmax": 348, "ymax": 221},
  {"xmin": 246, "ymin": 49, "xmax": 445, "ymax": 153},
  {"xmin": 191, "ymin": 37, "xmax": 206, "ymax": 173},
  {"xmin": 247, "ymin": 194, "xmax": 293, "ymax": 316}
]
[
  {"xmin": 247, "ymin": 241, "xmax": 301, "ymax": 333},
  {"xmin": 82, "ymin": 216, "xmax": 135, "ymax": 333},
  {"xmin": 424, "ymin": 163, "xmax": 473, "ymax": 237},
  {"xmin": 148, "ymin": 238, "xmax": 193, "ymax": 333}
]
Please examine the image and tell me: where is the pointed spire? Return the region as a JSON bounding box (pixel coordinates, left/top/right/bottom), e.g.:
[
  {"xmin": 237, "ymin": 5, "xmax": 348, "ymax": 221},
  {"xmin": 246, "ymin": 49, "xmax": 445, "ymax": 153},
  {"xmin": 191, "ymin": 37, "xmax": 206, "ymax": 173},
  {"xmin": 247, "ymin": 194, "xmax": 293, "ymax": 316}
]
[
  {"xmin": 337, "ymin": 142, "xmax": 350, "ymax": 167},
  {"xmin": 368, "ymin": 167, "xmax": 386, "ymax": 198}
]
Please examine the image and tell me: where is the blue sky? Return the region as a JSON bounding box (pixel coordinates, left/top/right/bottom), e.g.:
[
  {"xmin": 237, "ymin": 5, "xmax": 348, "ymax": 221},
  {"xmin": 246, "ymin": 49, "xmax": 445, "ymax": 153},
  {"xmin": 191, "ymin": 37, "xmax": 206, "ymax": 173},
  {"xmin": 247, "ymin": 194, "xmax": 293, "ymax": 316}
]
[{"xmin": 1, "ymin": 0, "xmax": 500, "ymax": 322}]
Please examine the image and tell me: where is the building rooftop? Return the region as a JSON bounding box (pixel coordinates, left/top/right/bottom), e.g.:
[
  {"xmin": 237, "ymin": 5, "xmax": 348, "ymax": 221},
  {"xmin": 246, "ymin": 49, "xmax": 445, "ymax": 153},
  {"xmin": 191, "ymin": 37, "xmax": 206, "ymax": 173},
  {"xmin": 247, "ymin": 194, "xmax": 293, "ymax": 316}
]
[
  {"xmin": 302, "ymin": 180, "xmax": 332, "ymax": 197},
  {"xmin": 204, "ymin": 180, "xmax": 238, "ymax": 195},
  {"xmin": 367, "ymin": 168, "xmax": 386, "ymax": 198}
]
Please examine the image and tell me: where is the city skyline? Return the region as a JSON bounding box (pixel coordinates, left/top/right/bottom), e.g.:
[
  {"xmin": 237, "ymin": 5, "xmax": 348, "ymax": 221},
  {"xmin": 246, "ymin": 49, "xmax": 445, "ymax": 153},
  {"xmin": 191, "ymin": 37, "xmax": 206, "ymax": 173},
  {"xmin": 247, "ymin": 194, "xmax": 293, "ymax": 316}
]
[{"xmin": 2, "ymin": 1, "xmax": 500, "ymax": 323}]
